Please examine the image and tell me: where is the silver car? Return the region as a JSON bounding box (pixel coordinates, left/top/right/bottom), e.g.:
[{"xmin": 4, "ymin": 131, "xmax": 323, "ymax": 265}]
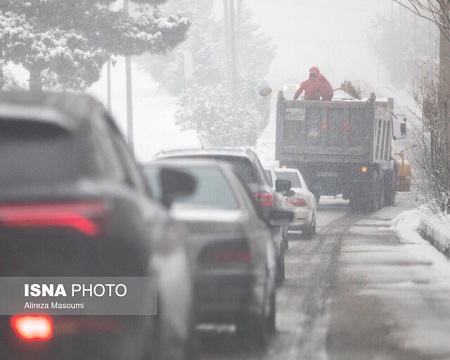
[{"xmin": 142, "ymin": 158, "xmax": 293, "ymax": 347}]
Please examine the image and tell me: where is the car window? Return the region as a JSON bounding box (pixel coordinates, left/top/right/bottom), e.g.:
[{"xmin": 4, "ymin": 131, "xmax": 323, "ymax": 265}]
[
  {"xmin": 144, "ymin": 166, "xmax": 239, "ymax": 210},
  {"xmin": 0, "ymin": 120, "xmax": 77, "ymax": 186},
  {"xmin": 264, "ymin": 170, "xmax": 273, "ymax": 187},
  {"xmin": 163, "ymin": 155, "xmax": 256, "ymax": 185},
  {"xmin": 104, "ymin": 115, "xmax": 148, "ymax": 193},
  {"xmin": 275, "ymin": 171, "xmax": 302, "ymax": 188}
]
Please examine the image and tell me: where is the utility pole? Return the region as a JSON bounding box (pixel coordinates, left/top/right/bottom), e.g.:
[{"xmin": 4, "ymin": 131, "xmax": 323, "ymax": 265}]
[
  {"xmin": 107, "ymin": 60, "xmax": 112, "ymax": 113},
  {"xmin": 223, "ymin": 0, "xmax": 237, "ymax": 99},
  {"xmin": 124, "ymin": 0, "xmax": 135, "ymax": 158}
]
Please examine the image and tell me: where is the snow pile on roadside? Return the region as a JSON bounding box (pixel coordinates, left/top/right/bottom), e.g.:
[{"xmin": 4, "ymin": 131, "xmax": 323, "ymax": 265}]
[
  {"xmin": 419, "ymin": 213, "xmax": 450, "ymax": 257},
  {"xmin": 393, "ymin": 207, "xmax": 450, "ymax": 257}
]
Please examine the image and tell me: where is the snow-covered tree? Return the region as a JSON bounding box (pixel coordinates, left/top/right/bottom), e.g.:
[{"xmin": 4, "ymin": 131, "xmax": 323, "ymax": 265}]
[
  {"xmin": 175, "ymin": 83, "xmax": 261, "ymax": 147},
  {"xmin": 0, "ymin": 0, "xmax": 189, "ymax": 91},
  {"xmin": 367, "ymin": 6, "xmax": 438, "ymax": 89},
  {"xmin": 407, "ymin": 61, "xmax": 450, "ymax": 214},
  {"xmin": 144, "ymin": 0, "xmax": 275, "ymax": 147},
  {"xmin": 390, "ymin": 0, "xmax": 450, "ymax": 214}
]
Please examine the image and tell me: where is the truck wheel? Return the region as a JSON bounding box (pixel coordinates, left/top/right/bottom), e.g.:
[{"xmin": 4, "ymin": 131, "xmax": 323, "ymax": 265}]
[
  {"xmin": 366, "ymin": 171, "xmax": 379, "ymax": 212},
  {"xmin": 349, "ymin": 195, "xmax": 362, "ymax": 211},
  {"xmin": 378, "ymin": 171, "xmax": 385, "ymax": 210},
  {"xmin": 384, "ymin": 169, "xmax": 396, "ymax": 206}
]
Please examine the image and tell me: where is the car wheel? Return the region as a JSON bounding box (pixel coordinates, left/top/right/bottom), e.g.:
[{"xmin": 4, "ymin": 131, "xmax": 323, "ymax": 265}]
[
  {"xmin": 302, "ymin": 216, "xmax": 315, "ymax": 239},
  {"xmin": 184, "ymin": 315, "xmax": 200, "ymax": 360},
  {"xmin": 311, "ymin": 215, "xmax": 316, "ymax": 236},
  {"xmin": 266, "ymin": 290, "xmax": 276, "ymax": 334},
  {"xmin": 276, "ymin": 254, "xmax": 285, "ymax": 286},
  {"xmin": 237, "ymin": 313, "xmax": 269, "ymax": 350}
]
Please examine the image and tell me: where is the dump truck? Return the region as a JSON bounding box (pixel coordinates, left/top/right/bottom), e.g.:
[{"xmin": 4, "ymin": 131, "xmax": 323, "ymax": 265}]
[{"xmin": 275, "ymin": 91, "xmax": 406, "ymax": 211}]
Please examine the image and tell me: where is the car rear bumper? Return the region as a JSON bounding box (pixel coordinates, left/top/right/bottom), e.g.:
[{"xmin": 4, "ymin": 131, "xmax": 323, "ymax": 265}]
[
  {"xmin": 194, "ymin": 270, "xmax": 265, "ymax": 323},
  {"xmin": 288, "ymin": 208, "xmax": 313, "ymax": 230},
  {"xmin": 0, "ymin": 315, "xmax": 154, "ymax": 360}
]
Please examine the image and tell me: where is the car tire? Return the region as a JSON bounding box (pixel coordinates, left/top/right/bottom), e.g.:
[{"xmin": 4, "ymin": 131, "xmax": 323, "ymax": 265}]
[
  {"xmin": 302, "ymin": 216, "xmax": 316, "ymax": 239},
  {"xmin": 184, "ymin": 315, "xmax": 200, "ymax": 360},
  {"xmin": 267, "ymin": 290, "xmax": 276, "ymax": 334},
  {"xmin": 237, "ymin": 313, "xmax": 269, "ymax": 350},
  {"xmin": 276, "ymin": 255, "xmax": 285, "ymax": 286}
]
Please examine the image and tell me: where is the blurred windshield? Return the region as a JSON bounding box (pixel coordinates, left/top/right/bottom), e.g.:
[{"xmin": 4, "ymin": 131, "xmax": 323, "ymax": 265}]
[{"xmin": 0, "ymin": 121, "xmax": 77, "ymax": 186}]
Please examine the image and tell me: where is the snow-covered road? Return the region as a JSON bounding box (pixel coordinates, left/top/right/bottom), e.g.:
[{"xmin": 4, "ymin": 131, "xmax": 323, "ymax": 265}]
[{"xmin": 199, "ymin": 192, "xmax": 450, "ymax": 359}]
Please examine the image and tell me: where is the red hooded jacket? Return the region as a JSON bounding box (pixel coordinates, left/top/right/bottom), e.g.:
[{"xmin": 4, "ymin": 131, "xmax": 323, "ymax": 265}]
[{"xmin": 293, "ymin": 67, "xmax": 334, "ymax": 101}]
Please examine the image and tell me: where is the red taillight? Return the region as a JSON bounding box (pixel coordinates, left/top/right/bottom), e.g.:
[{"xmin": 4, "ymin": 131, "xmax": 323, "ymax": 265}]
[
  {"xmin": 286, "ymin": 198, "xmax": 308, "ymax": 207},
  {"xmin": 204, "ymin": 250, "xmax": 252, "ymax": 263},
  {"xmin": 253, "ymin": 192, "xmax": 273, "ymax": 207},
  {"xmin": 10, "ymin": 315, "xmax": 53, "ymax": 341},
  {"xmin": 0, "ymin": 201, "xmax": 109, "ymax": 237}
]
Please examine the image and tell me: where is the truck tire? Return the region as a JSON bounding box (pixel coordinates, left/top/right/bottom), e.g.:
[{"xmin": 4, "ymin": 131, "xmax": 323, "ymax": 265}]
[
  {"xmin": 349, "ymin": 194, "xmax": 363, "ymax": 211},
  {"xmin": 384, "ymin": 168, "xmax": 396, "ymax": 206},
  {"xmin": 365, "ymin": 171, "xmax": 379, "ymax": 212},
  {"xmin": 377, "ymin": 171, "xmax": 385, "ymax": 210}
]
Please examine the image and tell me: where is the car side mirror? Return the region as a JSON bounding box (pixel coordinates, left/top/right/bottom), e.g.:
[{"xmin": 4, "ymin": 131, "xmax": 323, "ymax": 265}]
[
  {"xmin": 159, "ymin": 168, "xmax": 196, "ymax": 208},
  {"xmin": 275, "ymin": 179, "xmax": 291, "ymax": 192},
  {"xmin": 400, "ymin": 120, "xmax": 407, "ymax": 137},
  {"xmin": 285, "ymin": 190, "xmax": 295, "ymax": 197},
  {"xmin": 392, "ymin": 114, "xmax": 407, "ymax": 140}
]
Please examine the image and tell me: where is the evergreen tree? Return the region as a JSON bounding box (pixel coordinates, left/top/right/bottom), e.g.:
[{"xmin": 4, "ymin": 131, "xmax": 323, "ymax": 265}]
[
  {"xmin": 147, "ymin": 0, "xmax": 275, "ymax": 147},
  {"xmin": 0, "ymin": 0, "xmax": 189, "ymax": 90}
]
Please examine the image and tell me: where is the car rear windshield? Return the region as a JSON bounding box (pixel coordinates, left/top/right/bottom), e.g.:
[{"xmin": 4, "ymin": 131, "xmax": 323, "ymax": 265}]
[
  {"xmin": 144, "ymin": 166, "xmax": 239, "ymax": 210},
  {"xmin": 0, "ymin": 120, "xmax": 78, "ymax": 186},
  {"xmin": 166, "ymin": 155, "xmax": 255, "ymax": 185},
  {"xmin": 264, "ymin": 170, "xmax": 273, "ymax": 187},
  {"xmin": 275, "ymin": 171, "xmax": 302, "ymax": 188}
]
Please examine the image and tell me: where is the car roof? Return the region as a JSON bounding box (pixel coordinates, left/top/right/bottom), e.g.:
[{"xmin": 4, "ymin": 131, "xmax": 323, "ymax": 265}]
[
  {"xmin": 154, "ymin": 147, "xmax": 258, "ymax": 160},
  {"xmin": 274, "ymin": 167, "xmax": 300, "ymax": 173},
  {"xmin": 143, "ymin": 157, "xmax": 233, "ymax": 169},
  {"xmin": 0, "ymin": 91, "xmax": 105, "ymax": 131}
]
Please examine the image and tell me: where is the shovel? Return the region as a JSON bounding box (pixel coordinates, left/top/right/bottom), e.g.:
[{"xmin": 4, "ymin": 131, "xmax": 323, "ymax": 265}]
[
  {"xmin": 259, "ymin": 80, "xmax": 363, "ymax": 100},
  {"xmin": 305, "ymin": 80, "xmax": 363, "ymax": 100}
]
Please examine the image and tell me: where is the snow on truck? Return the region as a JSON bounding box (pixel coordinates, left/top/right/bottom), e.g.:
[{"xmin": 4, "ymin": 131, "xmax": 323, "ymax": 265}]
[{"xmin": 275, "ymin": 90, "xmax": 406, "ymax": 211}]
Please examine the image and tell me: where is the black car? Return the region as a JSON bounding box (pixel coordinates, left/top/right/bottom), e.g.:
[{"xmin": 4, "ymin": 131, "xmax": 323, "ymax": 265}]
[
  {"xmin": 153, "ymin": 147, "xmax": 293, "ymax": 285},
  {"xmin": 141, "ymin": 158, "xmax": 293, "ymax": 346},
  {"xmin": 0, "ymin": 91, "xmax": 197, "ymax": 360}
]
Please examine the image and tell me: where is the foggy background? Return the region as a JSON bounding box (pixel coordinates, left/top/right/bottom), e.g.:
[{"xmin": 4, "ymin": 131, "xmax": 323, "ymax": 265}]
[{"xmin": 213, "ymin": 0, "xmax": 427, "ymax": 98}]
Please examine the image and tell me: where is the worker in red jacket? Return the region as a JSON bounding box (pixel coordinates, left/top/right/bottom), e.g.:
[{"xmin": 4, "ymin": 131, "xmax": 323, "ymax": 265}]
[{"xmin": 293, "ymin": 67, "xmax": 334, "ymax": 101}]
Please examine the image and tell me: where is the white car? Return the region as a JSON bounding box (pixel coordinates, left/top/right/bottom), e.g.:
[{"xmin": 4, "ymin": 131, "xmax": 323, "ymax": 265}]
[{"xmin": 273, "ymin": 167, "xmax": 317, "ymax": 239}]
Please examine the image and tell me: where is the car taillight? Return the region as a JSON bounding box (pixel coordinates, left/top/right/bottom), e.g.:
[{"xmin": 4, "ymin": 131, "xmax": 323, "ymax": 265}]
[
  {"xmin": 200, "ymin": 241, "xmax": 251, "ymax": 264},
  {"xmin": 0, "ymin": 201, "xmax": 109, "ymax": 237},
  {"xmin": 253, "ymin": 192, "xmax": 273, "ymax": 207},
  {"xmin": 287, "ymin": 198, "xmax": 308, "ymax": 207},
  {"xmin": 10, "ymin": 315, "xmax": 53, "ymax": 341}
]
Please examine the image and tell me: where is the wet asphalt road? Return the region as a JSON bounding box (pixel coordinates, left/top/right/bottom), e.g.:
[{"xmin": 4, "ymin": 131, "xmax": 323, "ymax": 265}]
[{"xmin": 199, "ymin": 193, "xmax": 450, "ymax": 360}]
